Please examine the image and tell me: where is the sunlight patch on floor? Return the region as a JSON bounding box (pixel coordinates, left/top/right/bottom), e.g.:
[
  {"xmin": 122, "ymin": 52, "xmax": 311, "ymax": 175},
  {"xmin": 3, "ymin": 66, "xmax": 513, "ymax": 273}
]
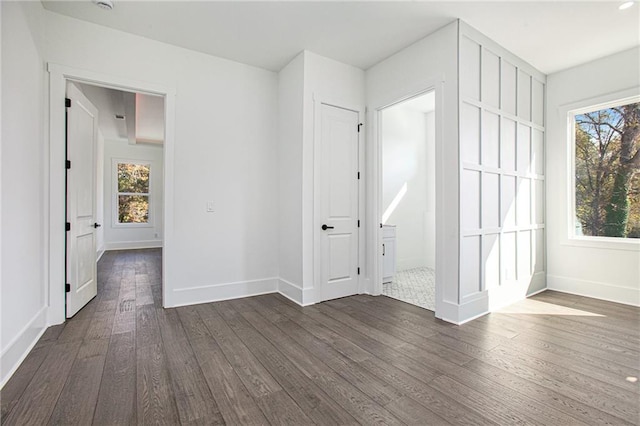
[{"xmin": 496, "ymin": 298, "xmax": 605, "ymax": 316}]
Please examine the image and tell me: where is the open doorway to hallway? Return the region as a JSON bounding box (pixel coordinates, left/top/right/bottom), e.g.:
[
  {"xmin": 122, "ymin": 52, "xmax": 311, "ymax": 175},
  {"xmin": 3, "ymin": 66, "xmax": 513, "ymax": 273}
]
[
  {"xmin": 380, "ymin": 91, "xmax": 436, "ymax": 311},
  {"xmin": 66, "ymin": 81, "xmax": 165, "ymax": 317}
]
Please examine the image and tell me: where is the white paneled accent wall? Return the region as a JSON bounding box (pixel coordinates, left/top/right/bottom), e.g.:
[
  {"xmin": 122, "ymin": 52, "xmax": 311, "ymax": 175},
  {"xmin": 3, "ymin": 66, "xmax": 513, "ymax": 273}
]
[{"xmin": 458, "ymin": 23, "xmax": 546, "ymax": 313}]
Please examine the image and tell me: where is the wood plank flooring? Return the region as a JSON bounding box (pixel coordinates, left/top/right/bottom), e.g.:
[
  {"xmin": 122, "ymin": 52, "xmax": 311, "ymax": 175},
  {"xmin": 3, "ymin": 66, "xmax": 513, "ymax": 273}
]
[{"xmin": 1, "ymin": 249, "xmax": 639, "ymax": 425}]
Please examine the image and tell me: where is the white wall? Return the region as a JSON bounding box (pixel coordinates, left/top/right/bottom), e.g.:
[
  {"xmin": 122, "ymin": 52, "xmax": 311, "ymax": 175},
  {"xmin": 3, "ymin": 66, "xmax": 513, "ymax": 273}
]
[
  {"xmin": 381, "ymin": 105, "xmax": 434, "ymax": 270},
  {"xmin": 458, "ymin": 22, "xmax": 546, "ymax": 316},
  {"xmin": 103, "ymin": 140, "xmax": 164, "ymax": 251},
  {"xmin": 546, "ymin": 47, "xmax": 640, "ymax": 306},
  {"xmin": 366, "ymin": 21, "xmax": 460, "ymax": 321},
  {"xmin": 1, "ymin": 1, "xmax": 48, "ymax": 387},
  {"xmin": 302, "ymin": 51, "xmax": 366, "ymax": 303},
  {"xmin": 277, "ymin": 53, "xmax": 304, "ymax": 299},
  {"xmin": 277, "ymin": 50, "xmax": 365, "ymax": 304},
  {"xmin": 425, "ymin": 111, "xmax": 436, "ymax": 268},
  {"xmin": 96, "ymin": 130, "xmax": 105, "ymax": 257},
  {"xmin": 41, "ymin": 9, "xmax": 280, "ymax": 307}
]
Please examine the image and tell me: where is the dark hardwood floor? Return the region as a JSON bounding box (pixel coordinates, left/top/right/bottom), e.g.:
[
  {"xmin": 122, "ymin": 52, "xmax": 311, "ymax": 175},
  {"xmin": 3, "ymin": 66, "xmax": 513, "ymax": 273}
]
[{"xmin": 1, "ymin": 249, "xmax": 639, "ymax": 425}]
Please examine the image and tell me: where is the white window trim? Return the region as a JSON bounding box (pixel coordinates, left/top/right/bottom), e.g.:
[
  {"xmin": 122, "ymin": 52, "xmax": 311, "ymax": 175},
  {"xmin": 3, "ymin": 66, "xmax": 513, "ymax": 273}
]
[
  {"xmin": 112, "ymin": 158, "xmax": 153, "ymax": 228},
  {"xmin": 563, "ymin": 88, "xmax": 640, "ymax": 251}
]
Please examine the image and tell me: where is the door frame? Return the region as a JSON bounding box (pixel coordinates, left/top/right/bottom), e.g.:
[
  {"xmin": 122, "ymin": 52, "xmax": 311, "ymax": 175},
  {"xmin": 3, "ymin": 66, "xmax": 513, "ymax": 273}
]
[
  {"xmin": 313, "ymin": 95, "xmax": 365, "ymax": 303},
  {"xmin": 47, "ymin": 63, "xmax": 176, "ymax": 325},
  {"xmin": 369, "ymin": 78, "xmax": 445, "ymax": 316}
]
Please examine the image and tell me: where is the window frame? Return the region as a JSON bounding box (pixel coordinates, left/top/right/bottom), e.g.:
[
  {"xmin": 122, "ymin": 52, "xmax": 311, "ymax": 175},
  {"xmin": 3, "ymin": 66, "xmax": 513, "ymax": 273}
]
[
  {"xmin": 112, "ymin": 158, "xmax": 153, "ymax": 228},
  {"xmin": 565, "ymin": 91, "xmax": 640, "ymax": 250}
]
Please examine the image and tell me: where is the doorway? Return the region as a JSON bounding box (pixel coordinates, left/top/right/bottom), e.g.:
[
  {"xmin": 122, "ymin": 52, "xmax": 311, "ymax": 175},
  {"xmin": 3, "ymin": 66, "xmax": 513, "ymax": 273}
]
[
  {"xmin": 317, "ymin": 103, "xmax": 362, "ymax": 302},
  {"xmin": 65, "ymin": 80, "xmax": 166, "ymax": 317},
  {"xmin": 379, "ymin": 91, "xmax": 436, "ymax": 311},
  {"xmin": 48, "ymin": 64, "xmax": 176, "ymax": 325}
]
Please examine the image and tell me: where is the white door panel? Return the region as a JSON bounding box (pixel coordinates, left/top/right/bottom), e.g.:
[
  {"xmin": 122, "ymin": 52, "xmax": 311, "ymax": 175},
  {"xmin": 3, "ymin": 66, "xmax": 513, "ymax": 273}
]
[
  {"xmin": 328, "ymin": 234, "xmax": 353, "ymax": 281},
  {"xmin": 320, "ymin": 104, "xmax": 359, "ymax": 302},
  {"xmin": 66, "ymin": 82, "xmax": 99, "ymax": 318}
]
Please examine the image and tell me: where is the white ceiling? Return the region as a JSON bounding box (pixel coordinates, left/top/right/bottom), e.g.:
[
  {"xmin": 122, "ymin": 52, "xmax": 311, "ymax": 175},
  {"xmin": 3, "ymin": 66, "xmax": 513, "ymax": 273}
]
[
  {"xmin": 77, "ymin": 83, "xmax": 128, "ymax": 141},
  {"xmin": 43, "ymin": 1, "xmax": 639, "ymax": 74},
  {"xmin": 77, "ymin": 83, "xmax": 164, "ymax": 144}
]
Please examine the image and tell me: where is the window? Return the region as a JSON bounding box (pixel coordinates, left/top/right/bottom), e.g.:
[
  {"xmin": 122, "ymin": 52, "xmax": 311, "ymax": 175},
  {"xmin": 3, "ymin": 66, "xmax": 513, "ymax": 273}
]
[
  {"xmin": 115, "ymin": 161, "xmax": 150, "ymax": 225},
  {"xmin": 573, "ymin": 99, "xmax": 640, "ymax": 239}
]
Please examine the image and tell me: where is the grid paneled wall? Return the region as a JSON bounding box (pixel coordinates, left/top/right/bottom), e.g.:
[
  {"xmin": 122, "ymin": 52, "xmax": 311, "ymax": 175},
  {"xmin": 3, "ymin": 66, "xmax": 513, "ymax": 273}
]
[{"xmin": 459, "ymin": 34, "xmax": 545, "ymax": 302}]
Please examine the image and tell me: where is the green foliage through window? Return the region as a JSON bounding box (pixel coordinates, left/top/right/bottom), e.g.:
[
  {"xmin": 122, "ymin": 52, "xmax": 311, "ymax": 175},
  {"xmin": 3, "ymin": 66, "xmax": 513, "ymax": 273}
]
[
  {"xmin": 574, "ymin": 101, "xmax": 640, "ymax": 238},
  {"xmin": 117, "ymin": 163, "xmax": 150, "ymax": 224}
]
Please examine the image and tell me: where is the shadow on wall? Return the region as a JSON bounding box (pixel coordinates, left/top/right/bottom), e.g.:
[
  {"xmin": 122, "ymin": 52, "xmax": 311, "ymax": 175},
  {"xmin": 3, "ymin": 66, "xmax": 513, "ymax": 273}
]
[{"xmin": 381, "ymin": 92, "xmax": 436, "ymax": 273}]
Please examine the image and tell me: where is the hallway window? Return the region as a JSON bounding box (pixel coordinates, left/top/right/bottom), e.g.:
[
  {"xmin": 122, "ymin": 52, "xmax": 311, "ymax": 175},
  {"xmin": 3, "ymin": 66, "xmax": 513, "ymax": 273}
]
[
  {"xmin": 573, "ymin": 99, "xmax": 640, "ymax": 239},
  {"xmin": 116, "ymin": 161, "xmax": 150, "ymax": 224}
]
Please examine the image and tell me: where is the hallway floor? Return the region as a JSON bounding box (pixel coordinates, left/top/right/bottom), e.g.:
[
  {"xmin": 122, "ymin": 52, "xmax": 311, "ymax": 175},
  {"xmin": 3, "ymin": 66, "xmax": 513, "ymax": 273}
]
[
  {"xmin": 383, "ymin": 267, "xmax": 435, "ymax": 311},
  {"xmin": 1, "ymin": 249, "xmax": 639, "ymax": 425}
]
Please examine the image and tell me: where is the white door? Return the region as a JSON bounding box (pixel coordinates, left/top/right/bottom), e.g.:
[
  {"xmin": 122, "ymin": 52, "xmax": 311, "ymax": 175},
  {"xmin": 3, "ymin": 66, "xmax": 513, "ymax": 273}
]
[
  {"xmin": 66, "ymin": 82, "xmax": 99, "ymax": 317},
  {"xmin": 319, "ymin": 104, "xmax": 360, "ymax": 301}
]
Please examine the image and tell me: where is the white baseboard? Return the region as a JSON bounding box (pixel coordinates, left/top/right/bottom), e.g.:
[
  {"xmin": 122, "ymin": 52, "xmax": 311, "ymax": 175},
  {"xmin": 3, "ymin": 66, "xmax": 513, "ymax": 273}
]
[
  {"xmin": 486, "ymin": 272, "xmax": 547, "ymax": 311},
  {"xmin": 166, "ymin": 276, "xmax": 318, "ymax": 309},
  {"xmin": 526, "ymin": 272, "xmax": 547, "ymax": 296},
  {"xmin": 397, "ymin": 257, "xmax": 429, "ymax": 271},
  {"xmin": 167, "ymin": 277, "xmax": 278, "ymax": 308},
  {"xmin": 439, "ymin": 291, "xmax": 495, "ymax": 325},
  {"xmin": 526, "ymin": 287, "xmax": 548, "ymax": 297},
  {"xmin": 548, "ymin": 274, "xmax": 640, "ymax": 307},
  {"xmin": 96, "ymin": 246, "xmax": 105, "ymax": 261},
  {"xmin": 1, "ymin": 307, "xmax": 47, "ymax": 389},
  {"xmin": 458, "ymin": 292, "xmax": 489, "ymax": 324},
  {"xmin": 301, "ymin": 287, "xmax": 318, "ymax": 306},
  {"xmin": 278, "ymin": 278, "xmax": 303, "ymax": 305},
  {"xmin": 436, "ymin": 299, "xmax": 459, "ymax": 324},
  {"xmin": 104, "ymin": 240, "xmax": 162, "ymax": 251},
  {"xmin": 255, "ymin": 278, "xmax": 319, "ymax": 306},
  {"xmin": 436, "ymin": 297, "xmax": 489, "ymax": 325},
  {"xmin": 436, "ymin": 272, "xmax": 547, "ymax": 325},
  {"xmin": 360, "ymin": 277, "xmax": 374, "ymax": 295}
]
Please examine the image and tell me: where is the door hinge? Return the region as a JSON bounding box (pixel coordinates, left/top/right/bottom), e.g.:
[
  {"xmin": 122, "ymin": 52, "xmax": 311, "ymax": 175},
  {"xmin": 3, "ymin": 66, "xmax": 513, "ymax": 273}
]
[
  {"xmin": 66, "ymin": 160, "xmax": 71, "ymax": 169},
  {"xmin": 65, "ymin": 283, "xmax": 70, "ymax": 293},
  {"xmin": 66, "ymin": 222, "xmax": 71, "ymax": 231},
  {"xmin": 357, "ymin": 220, "xmax": 360, "ymax": 228},
  {"xmin": 357, "ymin": 171, "xmax": 360, "ymax": 180},
  {"xmin": 357, "ymin": 267, "xmax": 360, "ymax": 275},
  {"xmin": 357, "ymin": 123, "xmax": 363, "ymax": 133},
  {"xmin": 380, "ymin": 223, "xmax": 383, "ymax": 228},
  {"xmin": 65, "ymin": 98, "xmax": 71, "ymax": 108}
]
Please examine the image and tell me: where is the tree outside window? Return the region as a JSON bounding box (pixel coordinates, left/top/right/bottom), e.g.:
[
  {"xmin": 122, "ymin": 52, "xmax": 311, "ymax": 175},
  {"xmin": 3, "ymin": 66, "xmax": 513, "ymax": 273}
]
[
  {"xmin": 117, "ymin": 162, "xmax": 150, "ymax": 224},
  {"xmin": 574, "ymin": 100, "xmax": 640, "ymax": 238}
]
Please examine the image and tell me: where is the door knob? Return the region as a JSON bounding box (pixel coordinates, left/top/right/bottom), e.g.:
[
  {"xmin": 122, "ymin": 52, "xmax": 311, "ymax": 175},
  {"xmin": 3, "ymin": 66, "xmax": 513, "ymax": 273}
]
[
  {"xmin": 92, "ymin": 223, "xmax": 102, "ymax": 228},
  {"xmin": 321, "ymin": 224, "xmax": 334, "ymax": 230}
]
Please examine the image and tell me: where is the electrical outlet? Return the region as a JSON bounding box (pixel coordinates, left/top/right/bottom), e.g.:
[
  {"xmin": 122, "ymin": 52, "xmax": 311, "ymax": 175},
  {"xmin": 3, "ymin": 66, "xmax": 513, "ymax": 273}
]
[{"xmin": 207, "ymin": 201, "xmax": 215, "ymax": 212}]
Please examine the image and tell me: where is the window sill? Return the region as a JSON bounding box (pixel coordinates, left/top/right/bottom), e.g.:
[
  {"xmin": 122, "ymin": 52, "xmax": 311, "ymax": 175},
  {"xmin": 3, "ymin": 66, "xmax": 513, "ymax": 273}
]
[
  {"xmin": 112, "ymin": 223, "xmax": 154, "ymax": 229},
  {"xmin": 564, "ymin": 236, "xmax": 640, "ymax": 252}
]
